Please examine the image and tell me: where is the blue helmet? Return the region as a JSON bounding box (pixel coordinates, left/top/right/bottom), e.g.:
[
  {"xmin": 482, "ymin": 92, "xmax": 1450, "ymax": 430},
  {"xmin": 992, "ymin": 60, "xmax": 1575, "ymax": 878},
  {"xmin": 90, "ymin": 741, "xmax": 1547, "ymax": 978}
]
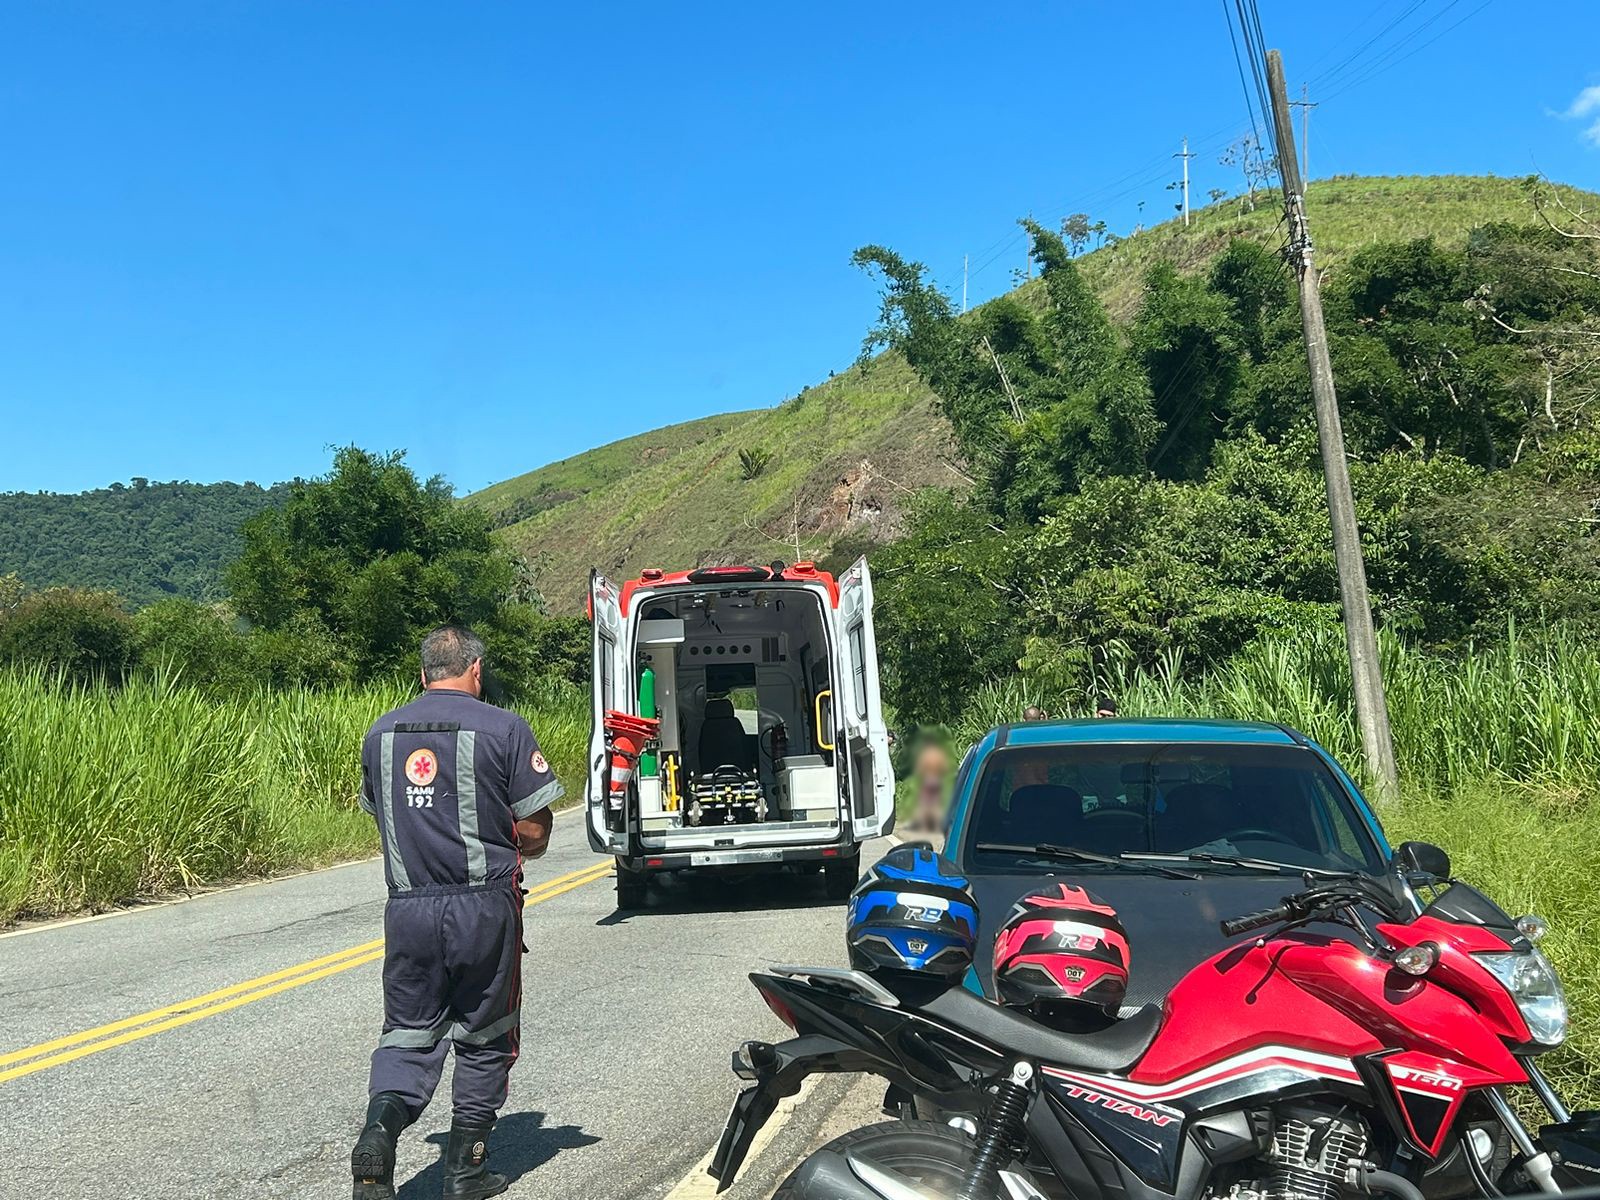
[{"xmin": 846, "ymin": 846, "xmax": 978, "ymax": 979}]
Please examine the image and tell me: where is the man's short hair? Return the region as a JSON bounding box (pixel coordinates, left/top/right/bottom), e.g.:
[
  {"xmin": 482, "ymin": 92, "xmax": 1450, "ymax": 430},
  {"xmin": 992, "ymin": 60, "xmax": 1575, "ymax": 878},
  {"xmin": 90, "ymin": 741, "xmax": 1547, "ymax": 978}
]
[
  {"xmin": 1023, "ymin": 705, "xmax": 1045, "ymax": 721},
  {"xmin": 421, "ymin": 625, "xmax": 486, "ymax": 683},
  {"xmin": 1096, "ymin": 697, "xmax": 1119, "ymax": 715}
]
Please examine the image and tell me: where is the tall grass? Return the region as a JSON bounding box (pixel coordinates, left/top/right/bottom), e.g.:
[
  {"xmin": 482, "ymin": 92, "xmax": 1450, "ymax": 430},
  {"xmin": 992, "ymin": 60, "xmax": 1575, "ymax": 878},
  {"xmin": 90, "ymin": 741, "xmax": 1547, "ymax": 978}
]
[
  {"xmin": 0, "ymin": 669, "xmax": 589, "ymax": 923},
  {"xmin": 955, "ymin": 624, "xmax": 1600, "ymax": 792},
  {"xmin": 951, "ymin": 623, "xmax": 1600, "ymax": 1105}
]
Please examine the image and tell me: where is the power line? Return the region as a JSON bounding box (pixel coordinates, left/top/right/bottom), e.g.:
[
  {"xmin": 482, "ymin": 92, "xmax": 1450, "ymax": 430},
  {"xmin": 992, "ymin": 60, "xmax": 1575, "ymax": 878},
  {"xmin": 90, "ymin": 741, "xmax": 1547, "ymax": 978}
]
[
  {"xmin": 1222, "ymin": 0, "xmax": 1268, "ymax": 150},
  {"xmin": 1321, "ymin": 0, "xmax": 1468, "ymax": 92},
  {"xmin": 1321, "ymin": 0, "xmax": 1494, "ymax": 101},
  {"xmin": 1309, "ymin": 0, "xmax": 1431, "ymax": 90},
  {"xmin": 1298, "ymin": 0, "xmax": 1396, "ymax": 77}
]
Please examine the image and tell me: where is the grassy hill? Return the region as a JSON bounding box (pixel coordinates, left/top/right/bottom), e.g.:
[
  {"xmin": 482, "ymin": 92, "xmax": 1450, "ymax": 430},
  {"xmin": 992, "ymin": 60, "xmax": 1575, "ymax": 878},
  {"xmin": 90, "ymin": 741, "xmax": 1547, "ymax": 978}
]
[
  {"xmin": 471, "ymin": 354, "xmax": 962, "ymax": 611},
  {"xmin": 475, "ymin": 174, "xmax": 1588, "ymax": 612}
]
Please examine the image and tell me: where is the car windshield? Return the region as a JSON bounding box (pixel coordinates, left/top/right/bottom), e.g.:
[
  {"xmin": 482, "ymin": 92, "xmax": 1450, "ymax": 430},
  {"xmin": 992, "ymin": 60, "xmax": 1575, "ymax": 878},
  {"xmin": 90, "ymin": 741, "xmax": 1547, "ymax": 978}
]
[{"xmin": 963, "ymin": 741, "xmax": 1382, "ymax": 874}]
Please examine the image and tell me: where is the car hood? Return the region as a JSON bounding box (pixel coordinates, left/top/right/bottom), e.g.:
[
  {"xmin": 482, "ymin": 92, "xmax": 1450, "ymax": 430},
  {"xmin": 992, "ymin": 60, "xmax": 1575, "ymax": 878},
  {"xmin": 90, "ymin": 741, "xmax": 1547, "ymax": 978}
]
[{"xmin": 967, "ymin": 870, "xmax": 1312, "ymax": 1008}]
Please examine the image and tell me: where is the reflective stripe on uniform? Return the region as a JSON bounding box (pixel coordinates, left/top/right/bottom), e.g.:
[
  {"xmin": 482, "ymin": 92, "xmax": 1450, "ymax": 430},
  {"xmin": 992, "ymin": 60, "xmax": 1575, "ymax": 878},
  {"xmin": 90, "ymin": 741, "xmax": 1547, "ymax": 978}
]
[
  {"xmin": 511, "ymin": 778, "xmax": 565, "ymax": 820},
  {"xmin": 379, "ymin": 731, "xmax": 412, "ymax": 891},
  {"xmin": 451, "ymin": 1007, "xmax": 520, "ymax": 1046},
  {"xmin": 377, "ymin": 1015, "xmax": 452, "ymax": 1049},
  {"xmin": 378, "ymin": 1007, "xmax": 519, "ymax": 1050},
  {"xmin": 457, "ymin": 729, "xmax": 485, "ymax": 885}
]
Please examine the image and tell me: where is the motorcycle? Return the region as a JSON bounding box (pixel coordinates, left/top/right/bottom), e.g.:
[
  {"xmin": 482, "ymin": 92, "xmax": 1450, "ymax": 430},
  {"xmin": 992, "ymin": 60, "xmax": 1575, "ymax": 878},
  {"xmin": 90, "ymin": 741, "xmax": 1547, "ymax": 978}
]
[{"xmin": 709, "ymin": 842, "xmax": 1600, "ymax": 1199}]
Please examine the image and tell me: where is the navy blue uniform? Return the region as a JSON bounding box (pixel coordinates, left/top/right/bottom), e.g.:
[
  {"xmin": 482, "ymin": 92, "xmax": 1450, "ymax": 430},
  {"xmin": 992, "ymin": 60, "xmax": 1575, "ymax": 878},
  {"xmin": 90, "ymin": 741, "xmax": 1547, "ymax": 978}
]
[{"xmin": 359, "ymin": 688, "xmax": 563, "ymax": 1125}]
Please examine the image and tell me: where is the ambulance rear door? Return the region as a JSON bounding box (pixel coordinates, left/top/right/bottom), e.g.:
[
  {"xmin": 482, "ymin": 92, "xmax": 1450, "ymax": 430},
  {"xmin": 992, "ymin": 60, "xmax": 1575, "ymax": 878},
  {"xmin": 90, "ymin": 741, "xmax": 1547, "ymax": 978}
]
[
  {"xmin": 586, "ymin": 570, "xmax": 630, "ymax": 855},
  {"xmin": 834, "ymin": 558, "xmax": 895, "ymax": 842}
]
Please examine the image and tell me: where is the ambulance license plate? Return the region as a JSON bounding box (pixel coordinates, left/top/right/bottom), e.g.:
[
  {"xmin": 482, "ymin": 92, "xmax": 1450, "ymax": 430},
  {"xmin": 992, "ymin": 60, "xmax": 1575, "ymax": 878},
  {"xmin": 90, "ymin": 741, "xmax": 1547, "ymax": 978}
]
[{"xmin": 693, "ymin": 849, "xmax": 780, "ymax": 866}]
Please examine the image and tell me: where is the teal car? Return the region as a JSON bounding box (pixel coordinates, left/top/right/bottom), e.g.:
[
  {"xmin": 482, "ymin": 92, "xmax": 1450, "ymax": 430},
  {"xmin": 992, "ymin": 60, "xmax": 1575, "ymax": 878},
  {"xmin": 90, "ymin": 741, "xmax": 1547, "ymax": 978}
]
[{"xmin": 942, "ymin": 717, "xmax": 1392, "ymax": 1003}]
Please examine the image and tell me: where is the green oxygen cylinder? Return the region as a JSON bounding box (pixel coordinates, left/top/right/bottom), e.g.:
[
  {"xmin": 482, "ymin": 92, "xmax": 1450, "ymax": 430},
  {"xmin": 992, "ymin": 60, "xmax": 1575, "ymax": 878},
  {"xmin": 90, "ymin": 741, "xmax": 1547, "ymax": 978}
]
[{"xmin": 639, "ymin": 664, "xmax": 658, "ymax": 777}]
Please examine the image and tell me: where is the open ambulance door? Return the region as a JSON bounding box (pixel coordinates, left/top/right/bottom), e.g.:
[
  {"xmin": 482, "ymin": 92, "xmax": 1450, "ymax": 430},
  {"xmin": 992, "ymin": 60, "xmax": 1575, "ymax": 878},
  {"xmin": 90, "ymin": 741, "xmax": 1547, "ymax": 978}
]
[
  {"xmin": 586, "ymin": 570, "xmax": 630, "ymax": 855},
  {"xmin": 836, "ymin": 558, "xmax": 895, "ymax": 842}
]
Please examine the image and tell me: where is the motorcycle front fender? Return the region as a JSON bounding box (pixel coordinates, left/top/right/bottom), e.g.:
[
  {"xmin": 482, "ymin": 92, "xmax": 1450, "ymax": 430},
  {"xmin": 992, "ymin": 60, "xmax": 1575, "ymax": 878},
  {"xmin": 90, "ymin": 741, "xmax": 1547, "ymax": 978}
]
[{"xmin": 1540, "ymin": 1111, "xmax": 1600, "ymax": 1189}]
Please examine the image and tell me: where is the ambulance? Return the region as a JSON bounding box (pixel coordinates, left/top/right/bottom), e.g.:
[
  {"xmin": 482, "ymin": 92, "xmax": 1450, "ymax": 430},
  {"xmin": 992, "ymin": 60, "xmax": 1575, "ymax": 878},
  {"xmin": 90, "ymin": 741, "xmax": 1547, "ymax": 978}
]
[{"xmin": 585, "ymin": 560, "xmax": 895, "ymax": 908}]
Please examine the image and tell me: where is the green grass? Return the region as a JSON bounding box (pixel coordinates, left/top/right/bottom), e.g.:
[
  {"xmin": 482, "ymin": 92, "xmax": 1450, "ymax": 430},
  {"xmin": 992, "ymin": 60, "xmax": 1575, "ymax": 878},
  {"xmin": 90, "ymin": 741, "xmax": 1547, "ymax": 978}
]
[
  {"xmin": 949, "ymin": 624, "xmax": 1600, "ymax": 1105},
  {"xmin": 1076, "ymin": 174, "xmax": 1600, "ymax": 320},
  {"xmin": 0, "ymin": 670, "xmax": 590, "ymax": 923}
]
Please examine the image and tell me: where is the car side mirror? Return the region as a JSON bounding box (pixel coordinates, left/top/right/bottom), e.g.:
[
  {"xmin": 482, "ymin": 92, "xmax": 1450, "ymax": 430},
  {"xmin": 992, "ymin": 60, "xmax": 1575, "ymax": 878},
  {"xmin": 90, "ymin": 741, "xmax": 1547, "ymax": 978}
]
[{"xmin": 1394, "ymin": 840, "xmax": 1451, "ymax": 879}]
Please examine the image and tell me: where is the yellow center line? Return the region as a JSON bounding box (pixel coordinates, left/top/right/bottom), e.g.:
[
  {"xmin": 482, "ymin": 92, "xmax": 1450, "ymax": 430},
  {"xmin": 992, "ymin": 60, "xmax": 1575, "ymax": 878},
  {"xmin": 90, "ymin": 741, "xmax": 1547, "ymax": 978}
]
[{"xmin": 0, "ymin": 859, "xmax": 613, "ymax": 1086}]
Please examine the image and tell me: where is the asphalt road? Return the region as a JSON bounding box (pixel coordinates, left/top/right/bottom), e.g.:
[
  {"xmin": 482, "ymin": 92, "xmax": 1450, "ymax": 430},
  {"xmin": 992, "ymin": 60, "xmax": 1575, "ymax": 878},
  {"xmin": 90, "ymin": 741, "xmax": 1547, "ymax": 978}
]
[{"xmin": 0, "ymin": 816, "xmax": 878, "ymax": 1199}]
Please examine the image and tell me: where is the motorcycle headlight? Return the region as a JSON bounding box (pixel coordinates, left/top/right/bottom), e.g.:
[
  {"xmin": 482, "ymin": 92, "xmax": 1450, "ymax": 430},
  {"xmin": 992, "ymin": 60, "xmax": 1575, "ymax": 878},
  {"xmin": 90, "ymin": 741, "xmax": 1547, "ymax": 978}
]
[{"xmin": 1475, "ymin": 949, "xmax": 1568, "ymax": 1047}]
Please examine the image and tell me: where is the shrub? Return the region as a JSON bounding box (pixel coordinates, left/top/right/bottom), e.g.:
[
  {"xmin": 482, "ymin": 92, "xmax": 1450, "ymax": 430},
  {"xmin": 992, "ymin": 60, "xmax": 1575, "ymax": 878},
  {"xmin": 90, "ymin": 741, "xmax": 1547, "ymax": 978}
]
[
  {"xmin": 738, "ymin": 447, "xmax": 774, "ymax": 480},
  {"xmin": 133, "ymin": 598, "xmax": 262, "ymax": 692},
  {"xmin": 0, "ymin": 587, "xmax": 135, "ymax": 683}
]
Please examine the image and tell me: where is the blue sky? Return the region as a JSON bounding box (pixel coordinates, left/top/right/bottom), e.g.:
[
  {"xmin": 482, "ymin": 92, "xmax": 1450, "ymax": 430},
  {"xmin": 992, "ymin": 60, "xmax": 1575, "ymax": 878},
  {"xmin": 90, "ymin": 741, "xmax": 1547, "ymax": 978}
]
[{"xmin": 3, "ymin": 1, "xmax": 1596, "ymax": 495}]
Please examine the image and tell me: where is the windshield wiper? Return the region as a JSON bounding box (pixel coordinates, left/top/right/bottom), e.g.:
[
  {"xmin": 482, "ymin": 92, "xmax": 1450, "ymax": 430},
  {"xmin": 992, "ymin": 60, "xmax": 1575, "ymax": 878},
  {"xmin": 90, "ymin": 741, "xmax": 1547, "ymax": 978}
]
[
  {"xmin": 975, "ymin": 842, "xmax": 1198, "ymax": 880},
  {"xmin": 1123, "ymin": 851, "xmax": 1351, "ymax": 878}
]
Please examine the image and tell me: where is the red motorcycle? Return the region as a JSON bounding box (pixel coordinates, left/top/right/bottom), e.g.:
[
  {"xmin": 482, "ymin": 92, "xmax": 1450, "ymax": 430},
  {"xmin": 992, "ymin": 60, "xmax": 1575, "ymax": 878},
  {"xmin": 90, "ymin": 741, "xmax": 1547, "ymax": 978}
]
[{"xmin": 711, "ymin": 842, "xmax": 1598, "ymax": 1199}]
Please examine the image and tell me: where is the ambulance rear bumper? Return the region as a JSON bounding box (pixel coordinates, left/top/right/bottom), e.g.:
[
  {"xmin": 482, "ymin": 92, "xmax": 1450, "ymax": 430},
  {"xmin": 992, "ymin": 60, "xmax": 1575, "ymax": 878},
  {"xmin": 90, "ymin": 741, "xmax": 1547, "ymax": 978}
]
[{"xmin": 619, "ymin": 843, "xmax": 854, "ymax": 874}]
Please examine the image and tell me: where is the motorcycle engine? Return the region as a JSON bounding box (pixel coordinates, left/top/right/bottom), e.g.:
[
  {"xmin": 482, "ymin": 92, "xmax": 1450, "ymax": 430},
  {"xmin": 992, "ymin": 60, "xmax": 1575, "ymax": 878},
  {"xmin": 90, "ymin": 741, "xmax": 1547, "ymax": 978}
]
[{"xmin": 1229, "ymin": 1104, "xmax": 1370, "ymax": 1200}]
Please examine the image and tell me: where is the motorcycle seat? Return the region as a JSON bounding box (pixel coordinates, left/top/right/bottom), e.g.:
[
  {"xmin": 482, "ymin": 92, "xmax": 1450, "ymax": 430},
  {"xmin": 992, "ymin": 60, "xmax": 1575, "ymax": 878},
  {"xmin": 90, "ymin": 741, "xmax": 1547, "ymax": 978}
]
[{"xmin": 919, "ymin": 987, "xmax": 1163, "ymax": 1073}]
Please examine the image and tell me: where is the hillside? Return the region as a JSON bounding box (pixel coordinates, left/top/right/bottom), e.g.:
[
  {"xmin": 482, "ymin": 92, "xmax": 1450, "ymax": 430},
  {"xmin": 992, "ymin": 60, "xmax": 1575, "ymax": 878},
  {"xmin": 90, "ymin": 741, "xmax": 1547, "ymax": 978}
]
[
  {"xmin": 474, "ymin": 174, "xmax": 1585, "ymax": 612},
  {"xmin": 0, "ymin": 479, "xmax": 290, "ymax": 607},
  {"xmin": 470, "ymin": 356, "xmax": 963, "ymax": 610}
]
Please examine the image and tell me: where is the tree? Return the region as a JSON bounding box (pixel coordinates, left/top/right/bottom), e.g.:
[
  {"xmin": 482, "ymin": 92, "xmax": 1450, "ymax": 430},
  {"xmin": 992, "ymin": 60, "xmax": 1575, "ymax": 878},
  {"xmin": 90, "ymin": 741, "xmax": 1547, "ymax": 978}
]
[
  {"xmin": 1220, "ymin": 135, "xmax": 1274, "ymax": 211},
  {"xmin": 1062, "ymin": 213, "xmax": 1093, "ymax": 257},
  {"xmin": 871, "ymin": 491, "xmax": 1026, "ymax": 723},
  {"xmin": 224, "ymin": 447, "xmax": 547, "ymax": 692},
  {"xmin": 853, "ymin": 227, "xmax": 1159, "ymax": 522},
  {"xmin": 0, "ymin": 587, "xmax": 136, "ymax": 682}
]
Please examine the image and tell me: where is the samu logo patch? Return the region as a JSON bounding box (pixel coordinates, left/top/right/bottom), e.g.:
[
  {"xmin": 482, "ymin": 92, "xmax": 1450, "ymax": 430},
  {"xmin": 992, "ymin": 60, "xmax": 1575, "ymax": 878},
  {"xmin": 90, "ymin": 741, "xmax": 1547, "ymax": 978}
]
[{"xmin": 405, "ymin": 748, "xmax": 438, "ymax": 786}]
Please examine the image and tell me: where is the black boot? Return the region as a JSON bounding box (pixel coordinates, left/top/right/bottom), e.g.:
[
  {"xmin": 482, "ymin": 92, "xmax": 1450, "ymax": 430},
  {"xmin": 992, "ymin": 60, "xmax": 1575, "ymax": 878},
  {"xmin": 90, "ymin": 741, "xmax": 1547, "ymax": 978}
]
[
  {"xmin": 441, "ymin": 1122, "xmax": 508, "ymax": 1200},
  {"xmin": 351, "ymin": 1092, "xmax": 411, "ymax": 1200}
]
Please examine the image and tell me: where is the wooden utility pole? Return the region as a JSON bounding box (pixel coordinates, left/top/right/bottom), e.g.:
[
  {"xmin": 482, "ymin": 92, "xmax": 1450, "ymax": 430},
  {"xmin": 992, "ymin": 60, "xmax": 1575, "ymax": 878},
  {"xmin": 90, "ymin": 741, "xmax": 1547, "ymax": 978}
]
[
  {"xmin": 1266, "ymin": 49, "xmax": 1399, "ymax": 800},
  {"xmin": 1175, "ymin": 137, "xmax": 1195, "ymax": 227},
  {"xmin": 1289, "ymin": 83, "xmax": 1318, "ymax": 181},
  {"xmin": 962, "ymin": 253, "xmax": 969, "ymax": 314}
]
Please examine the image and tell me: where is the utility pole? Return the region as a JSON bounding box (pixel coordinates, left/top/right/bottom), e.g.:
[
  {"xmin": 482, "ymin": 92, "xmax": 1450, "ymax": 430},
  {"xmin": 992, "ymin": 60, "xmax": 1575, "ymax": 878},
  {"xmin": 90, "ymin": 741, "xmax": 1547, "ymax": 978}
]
[
  {"xmin": 962, "ymin": 253, "xmax": 969, "ymax": 314},
  {"xmin": 1266, "ymin": 49, "xmax": 1399, "ymax": 801},
  {"xmin": 1025, "ymin": 212, "xmax": 1033, "ymax": 280},
  {"xmin": 1174, "ymin": 137, "xmax": 1195, "ymax": 226},
  {"xmin": 1289, "ymin": 83, "xmax": 1318, "ymax": 181}
]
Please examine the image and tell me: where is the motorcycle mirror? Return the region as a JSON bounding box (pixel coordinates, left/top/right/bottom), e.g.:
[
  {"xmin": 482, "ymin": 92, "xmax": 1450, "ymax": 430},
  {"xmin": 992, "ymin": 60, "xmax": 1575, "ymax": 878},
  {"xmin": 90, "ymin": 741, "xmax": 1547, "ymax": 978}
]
[{"xmin": 1394, "ymin": 840, "xmax": 1451, "ymax": 879}]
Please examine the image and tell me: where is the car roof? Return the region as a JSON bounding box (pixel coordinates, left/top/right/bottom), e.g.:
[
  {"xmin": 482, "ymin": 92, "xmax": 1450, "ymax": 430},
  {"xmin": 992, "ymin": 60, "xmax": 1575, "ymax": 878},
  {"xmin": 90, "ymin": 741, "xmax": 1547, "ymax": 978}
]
[{"xmin": 990, "ymin": 717, "xmax": 1303, "ymax": 748}]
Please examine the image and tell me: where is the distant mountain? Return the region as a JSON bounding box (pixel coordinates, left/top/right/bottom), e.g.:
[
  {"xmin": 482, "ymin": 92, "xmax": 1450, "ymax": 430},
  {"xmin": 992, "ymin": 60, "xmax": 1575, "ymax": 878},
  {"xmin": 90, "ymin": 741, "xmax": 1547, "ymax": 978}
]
[
  {"xmin": 472, "ymin": 174, "xmax": 1580, "ymax": 612},
  {"xmin": 0, "ymin": 479, "xmax": 290, "ymax": 607}
]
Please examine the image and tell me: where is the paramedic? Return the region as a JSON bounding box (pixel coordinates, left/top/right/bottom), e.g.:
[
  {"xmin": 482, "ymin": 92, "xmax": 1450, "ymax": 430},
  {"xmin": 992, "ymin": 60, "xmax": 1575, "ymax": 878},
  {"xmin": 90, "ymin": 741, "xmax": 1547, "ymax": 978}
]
[{"xmin": 349, "ymin": 625, "xmax": 560, "ymax": 1200}]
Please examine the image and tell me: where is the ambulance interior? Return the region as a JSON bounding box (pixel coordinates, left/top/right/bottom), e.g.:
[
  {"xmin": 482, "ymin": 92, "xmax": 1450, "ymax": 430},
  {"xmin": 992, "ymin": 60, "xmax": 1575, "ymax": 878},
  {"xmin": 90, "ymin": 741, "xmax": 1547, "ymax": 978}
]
[{"xmin": 632, "ymin": 586, "xmax": 841, "ymax": 835}]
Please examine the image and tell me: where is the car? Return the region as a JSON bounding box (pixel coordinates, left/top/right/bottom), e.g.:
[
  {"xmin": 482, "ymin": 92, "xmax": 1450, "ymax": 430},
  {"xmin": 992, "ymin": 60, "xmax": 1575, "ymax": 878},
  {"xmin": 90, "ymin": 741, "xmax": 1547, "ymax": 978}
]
[{"xmin": 942, "ymin": 717, "xmax": 1391, "ymax": 1005}]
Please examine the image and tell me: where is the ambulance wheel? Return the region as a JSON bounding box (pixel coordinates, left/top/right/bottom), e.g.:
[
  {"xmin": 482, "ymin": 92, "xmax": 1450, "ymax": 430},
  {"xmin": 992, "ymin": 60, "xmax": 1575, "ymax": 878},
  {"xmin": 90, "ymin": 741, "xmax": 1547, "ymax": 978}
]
[
  {"xmin": 823, "ymin": 853, "xmax": 859, "ymax": 901},
  {"xmin": 616, "ymin": 865, "xmax": 649, "ymax": 910}
]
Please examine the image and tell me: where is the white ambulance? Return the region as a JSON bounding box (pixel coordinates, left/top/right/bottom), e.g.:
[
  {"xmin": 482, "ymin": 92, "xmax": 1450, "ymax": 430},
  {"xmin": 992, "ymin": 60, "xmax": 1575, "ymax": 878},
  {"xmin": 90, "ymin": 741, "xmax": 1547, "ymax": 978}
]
[{"xmin": 585, "ymin": 560, "xmax": 895, "ymax": 908}]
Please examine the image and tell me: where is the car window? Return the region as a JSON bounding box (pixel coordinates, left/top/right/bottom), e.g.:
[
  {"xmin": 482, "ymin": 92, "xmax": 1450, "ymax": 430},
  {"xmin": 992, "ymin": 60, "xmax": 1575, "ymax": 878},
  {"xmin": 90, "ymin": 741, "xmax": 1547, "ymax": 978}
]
[{"xmin": 964, "ymin": 742, "xmax": 1381, "ymax": 873}]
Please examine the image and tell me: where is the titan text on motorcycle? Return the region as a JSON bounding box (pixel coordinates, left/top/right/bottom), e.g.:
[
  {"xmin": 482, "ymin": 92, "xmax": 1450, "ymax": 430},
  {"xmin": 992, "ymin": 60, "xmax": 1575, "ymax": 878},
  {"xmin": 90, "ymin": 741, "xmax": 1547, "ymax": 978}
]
[{"xmin": 709, "ymin": 843, "xmax": 1600, "ymax": 1200}]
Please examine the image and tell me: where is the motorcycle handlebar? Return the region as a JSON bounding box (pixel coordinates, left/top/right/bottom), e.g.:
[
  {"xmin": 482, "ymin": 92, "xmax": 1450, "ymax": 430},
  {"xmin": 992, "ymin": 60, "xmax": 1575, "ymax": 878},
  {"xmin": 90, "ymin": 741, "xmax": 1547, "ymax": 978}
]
[{"xmin": 1220, "ymin": 904, "xmax": 1295, "ymax": 937}]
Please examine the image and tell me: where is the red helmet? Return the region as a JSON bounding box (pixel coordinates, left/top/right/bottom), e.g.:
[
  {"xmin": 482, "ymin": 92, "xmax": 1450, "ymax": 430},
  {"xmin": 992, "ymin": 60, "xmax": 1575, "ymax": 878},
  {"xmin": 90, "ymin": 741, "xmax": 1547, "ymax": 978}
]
[{"xmin": 992, "ymin": 883, "xmax": 1130, "ymax": 1014}]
